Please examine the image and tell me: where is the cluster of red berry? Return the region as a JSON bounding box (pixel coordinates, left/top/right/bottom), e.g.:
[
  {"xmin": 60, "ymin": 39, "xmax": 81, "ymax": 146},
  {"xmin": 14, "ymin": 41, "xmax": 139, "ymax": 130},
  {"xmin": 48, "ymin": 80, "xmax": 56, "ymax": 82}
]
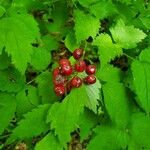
[{"xmin": 52, "ymin": 48, "xmax": 96, "ymax": 96}]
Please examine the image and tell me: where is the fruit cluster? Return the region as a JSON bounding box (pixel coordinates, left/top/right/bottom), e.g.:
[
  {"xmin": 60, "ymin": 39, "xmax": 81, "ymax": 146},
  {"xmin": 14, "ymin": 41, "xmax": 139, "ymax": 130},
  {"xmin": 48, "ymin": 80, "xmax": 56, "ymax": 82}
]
[{"xmin": 52, "ymin": 48, "xmax": 97, "ymax": 96}]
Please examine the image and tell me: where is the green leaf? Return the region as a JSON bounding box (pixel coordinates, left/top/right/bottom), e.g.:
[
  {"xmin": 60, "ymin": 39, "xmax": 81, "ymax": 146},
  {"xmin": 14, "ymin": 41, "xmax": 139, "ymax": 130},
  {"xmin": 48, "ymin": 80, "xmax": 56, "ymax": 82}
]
[
  {"xmin": 130, "ymin": 112, "xmax": 150, "ymax": 149},
  {"xmin": 46, "ymin": 0, "xmax": 68, "ymax": 35},
  {"xmin": 0, "ymin": 50, "xmax": 11, "ymax": 70},
  {"xmin": 75, "ymin": 0, "xmax": 99, "ymax": 7},
  {"xmin": 36, "ymin": 71, "xmax": 59, "ymax": 103},
  {"xmin": 74, "ymin": 9, "xmax": 100, "ymax": 43},
  {"xmin": 78, "ymin": 109, "xmax": 98, "ymax": 140},
  {"xmin": 7, "ymin": 104, "xmax": 50, "ymax": 144},
  {"xmin": 31, "ymin": 47, "xmax": 51, "ymax": 71},
  {"xmin": 42, "ymin": 34, "xmax": 59, "ymax": 51},
  {"xmin": 89, "ymin": 0, "xmax": 117, "ymax": 19},
  {"xmin": 35, "ymin": 133, "xmax": 62, "ymax": 150},
  {"xmin": 16, "ymin": 85, "xmax": 40, "ymax": 117},
  {"xmin": 110, "ymin": 19, "xmax": 146, "ymax": 49},
  {"xmin": 0, "ymin": 67, "xmax": 25, "ymax": 92},
  {"xmin": 65, "ymin": 30, "xmax": 79, "ymax": 52},
  {"xmin": 97, "ymin": 64, "xmax": 122, "ymax": 82},
  {"xmin": 0, "ymin": 5, "xmax": 6, "ymax": 17},
  {"xmin": 93, "ymin": 34, "xmax": 122, "ymax": 68},
  {"xmin": 139, "ymin": 47, "xmax": 150, "ymax": 63},
  {"xmin": 0, "ymin": 13, "xmax": 40, "ymax": 73},
  {"xmin": 103, "ymin": 82, "xmax": 130, "ymax": 128},
  {"xmin": 114, "ymin": 0, "xmax": 132, "ymax": 4},
  {"xmin": 87, "ymin": 126, "xmax": 129, "ymax": 150},
  {"xmin": 0, "ymin": 93, "xmax": 16, "ymax": 135},
  {"xmin": 85, "ymin": 80, "xmax": 101, "ymax": 113},
  {"xmin": 131, "ymin": 60, "xmax": 150, "ymax": 114},
  {"xmin": 47, "ymin": 86, "xmax": 88, "ymax": 146}
]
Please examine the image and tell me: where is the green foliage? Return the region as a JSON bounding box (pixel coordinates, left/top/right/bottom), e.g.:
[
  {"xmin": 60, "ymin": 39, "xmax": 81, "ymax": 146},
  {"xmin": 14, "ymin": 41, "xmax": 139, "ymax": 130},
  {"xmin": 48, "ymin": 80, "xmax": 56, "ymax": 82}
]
[
  {"xmin": 47, "ymin": 86, "xmax": 88, "ymax": 146},
  {"xmin": 110, "ymin": 19, "xmax": 146, "ymax": 49},
  {"xmin": 0, "ymin": 0, "xmax": 149, "ymax": 149},
  {"xmin": 0, "ymin": 13, "xmax": 40, "ymax": 73},
  {"xmin": 7, "ymin": 104, "xmax": 50, "ymax": 144}
]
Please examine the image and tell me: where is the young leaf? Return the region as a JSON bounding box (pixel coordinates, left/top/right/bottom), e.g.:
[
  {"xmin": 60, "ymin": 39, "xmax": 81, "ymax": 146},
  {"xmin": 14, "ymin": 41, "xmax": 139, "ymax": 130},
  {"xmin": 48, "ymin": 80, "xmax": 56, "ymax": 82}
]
[
  {"xmin": 93, "ymin": 34, "xmax": 122, "ymax": 68},
  {"xmin": 47, "ymin": 86, "xmax": 88, "ymax": 146},
  {"xmin": 0, "ymin": 13, "xmax": 40, "ymax": 73},
  {"xmin": 35, "ymin": 133, "xmax": 62, "ymax": 150},
  {"xmin": 103, "ymin": 82, "xmax": 130, "ymax": 128},
  {"xmin": 85, "ymin": 80, "xmax": 101, "ymax": 113},
  {"xmin": 31, "ymin": 47, "xmax": 51, "ymax": 71},
  {"xmin": 74, "ymin": 9, "xmax": 100, "ymax": 43},
  {"xmin": 130, "ymin": 112, "xmax": 150, "ymax": 149},
  {"xmin": 0, "ymin": 93, "xmax": 16, "ymax": 135},
  {"xmin": 7, "ymin": 104, "xmax": 50, "ymax": 144},
  {"xmin": 110, "ymin": 19, "xmax": 146, "ymax": 49}
]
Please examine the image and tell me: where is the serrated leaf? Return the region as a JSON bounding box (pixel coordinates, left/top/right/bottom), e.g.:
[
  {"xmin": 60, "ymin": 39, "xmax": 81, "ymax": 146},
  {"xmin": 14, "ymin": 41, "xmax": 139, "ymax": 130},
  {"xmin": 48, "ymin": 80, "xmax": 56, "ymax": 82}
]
[
  {"xmin": 74, "ymin": 9, "xmax": 100, "ymax": 43},
  {"xmin": 16, "ymin": 85, "xmax": 40, "ymax": 117},
  {"xmin": 0, "ymin": 67, "xmax": 25, "ymax": 92},
  {"xmin": 87, "ymin": 126, "xmax": 129, "ymax": 150},
  {"xmin": 36, "ymin": 71, "xmax": 59, "ymax": 103},
  {"xmin": 0, "ymin": 93, "xmax": 16, "ymax": 135},
  {"xmin": 93, "ymin": 34, "xmax": 122, "ymax": 68},
  {"xmin": 85, "ymin": 80, "xmax": 101, "ymax": 113},
  {"xmin": 65, "ymin": 30, "xmax": 79, "ymax": 52},
  {"xmin": 97, "ymin": 64, "xmax": 122, "ymax": 82},
  {"xmin": 47, "ymin": 86, "xmax": 88, "ymax": 146},
  {"xmin": 0, "ymin": 13, "xmax": 40, "ymax": 73},
  {"xmin": 78, "ymin": 109, "xmax": 98, "ymax": 140},
  {"xmin": 90, "ymin": 0, "xmax": 117, "ymax": 19},
  {"xmin": 103, "ymin": 82, "xmax": 130, "ymax": 128},
  {"xmin": 139, "ymin": 47, "xmax": 150, "ymax": 63},
  {"xmin": 130, "ymin": 112, "xmax": 150, "ymax": 149},
  {"xmin": 131, "ymin": 60, "xmax": 150, "ymax": 114},
  {"xmin": 31, "ymin": 47, "xmax": 51, "ymax": 71},
  {"xmin": 35, "ymin": 133, "xmax": 62, "ymax": 150},
  {"xmin": 7, "ymin": 104, "xmax": 50, "ymax": 144},
  {"xmin": 110, "ymin": 19, "xmax": 146, "ymax": 49}
]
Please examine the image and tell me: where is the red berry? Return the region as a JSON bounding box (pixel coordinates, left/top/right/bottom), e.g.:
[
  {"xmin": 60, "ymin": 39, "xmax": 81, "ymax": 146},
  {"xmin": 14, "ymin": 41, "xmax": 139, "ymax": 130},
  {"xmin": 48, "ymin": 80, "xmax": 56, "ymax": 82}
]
[
  {"xmin": 53, "ymin": 67, "xmax": 60, "ymax": 77},
  {"xmin": 73, "ymin": 48, "xmax": 83, "ymax": 60},
  {"xmin": 75, "ymin": 60, "xmax": 86, "ymax": 72},
  {"xmin": 70, "ymin": 76, "xmax": 82, "ymax": 88},
  {"xmin": 53, "ymin": 74, "xmax": 66, "ymax": 85},
  {"xmin": 61, "ymin": 64, "xmax": 73, "ymax": 76},
  {"xmin": 54, "ymin": 84, "xmax": 65, "ymax": 96},
  {"xmin": 59, "ymin": 59, "xmax": 71, "ymax": 66},
  {"xmin": 86, "ymin": 65, "xmax": 96, "ymax": 75},
  {"xmin": 84, "ymin": 75, "xmax": 96, "ymax": 84}
]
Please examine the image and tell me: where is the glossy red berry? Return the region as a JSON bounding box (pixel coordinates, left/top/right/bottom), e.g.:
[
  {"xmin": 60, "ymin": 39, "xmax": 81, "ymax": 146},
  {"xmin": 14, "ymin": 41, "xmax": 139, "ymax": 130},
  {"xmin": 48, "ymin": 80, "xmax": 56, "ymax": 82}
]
[
  {"xmin": 54, "ymin": 84, "xmax": 65, "ymax": 96},
  {"xmin": 84, "ymin": 75, "xmax": 96, "ymax": 84},
  {"xmin": 86, "ymin": 65, "xmax": 96, "ymax": 75},
  {"xmin": 61, "ymin": 64, "xmax": 73, "ymax": 76},
  {"xmin": 53, "ymin": 74, "xmax": 66, "ymax": 85},
  {"xmin": 70, "ymin": 76, "xmax": 82, "ymax": 88},
  {"xmin": 75, "ymin": 60, "xmax": 86, "ymax": 72},
  {"xmin": 73, "ymin": 48, "xmax": 83, "ymax": 60},
  {"xmin": 53, "ymin": 67, "xmax": 60, "ymax": 77},
  {"xmin": 59, "ymin": 58, "xmax": 71, "ymax": 66}
]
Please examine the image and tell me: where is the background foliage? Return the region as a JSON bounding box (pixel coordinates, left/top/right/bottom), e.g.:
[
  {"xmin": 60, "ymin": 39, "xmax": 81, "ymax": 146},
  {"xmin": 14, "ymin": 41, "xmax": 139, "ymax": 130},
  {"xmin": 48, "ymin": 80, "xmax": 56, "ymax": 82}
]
[{"xmin": 0, "ymin": 0, "xmax": 149, "ymax": 149}]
